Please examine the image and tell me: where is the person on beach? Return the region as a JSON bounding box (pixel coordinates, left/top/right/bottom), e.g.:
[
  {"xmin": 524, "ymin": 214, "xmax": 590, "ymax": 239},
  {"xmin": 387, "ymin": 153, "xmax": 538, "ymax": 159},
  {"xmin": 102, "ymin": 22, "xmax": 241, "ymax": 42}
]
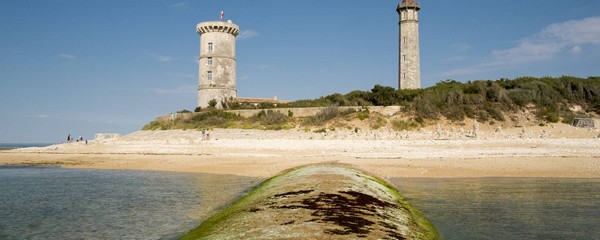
[
  {"xmin": 201, "ymin": 129, "xmax": 206, "ymax": 141},
  {"xmin": 206, "ymin": 129, "xmax": 210, "ymax": 141},
  {"xmin": 67, "ymin": 134, "xmax": 71, "ymax": 143}
]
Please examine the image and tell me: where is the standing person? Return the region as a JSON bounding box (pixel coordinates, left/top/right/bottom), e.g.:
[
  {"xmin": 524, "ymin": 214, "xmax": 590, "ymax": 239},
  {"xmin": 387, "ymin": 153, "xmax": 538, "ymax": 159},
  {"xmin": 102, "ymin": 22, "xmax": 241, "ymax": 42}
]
[
  {"xmin": 206, "ymin": 129, "xmax": 210, "ymax": 141},
  {"xmin": 67, "ymin": 134, "xmax": 71, "ymax": 143},
  {"xmin": 201, "ymin": 129, "xmax": 206, "ymax": 141}
]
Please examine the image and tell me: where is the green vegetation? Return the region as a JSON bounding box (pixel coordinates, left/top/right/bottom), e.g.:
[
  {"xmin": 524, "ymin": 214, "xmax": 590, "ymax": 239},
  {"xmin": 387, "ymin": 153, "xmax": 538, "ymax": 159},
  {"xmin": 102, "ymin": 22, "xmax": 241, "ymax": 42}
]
[
  {"xmin": 303, "ymin": 106, "xmax": 355, "ymax": 125},
  {"xmin": 144, "ymin": 76, "xmax": 599, "ymax": 131},
  {"xmin": 357, "ymin": 108, "xmax": 370, "ymax": 120},
  {"xmin": 281, "ymin": 76, "xmax": 600, "ymax": 123},
  {"xmin": 364, "ymin": 174, "xmax": 440, "ymax": 240},
  {"xmin": 142, "ymin": 109, "xmax": 294, "ymax": 131},
  {"xmin": 392, "ymin": 119, "xmax": 421, "ymax": 131},
  {"xmin": 251, "ymin": 110, "xmax": 294, "ymax": 130}
]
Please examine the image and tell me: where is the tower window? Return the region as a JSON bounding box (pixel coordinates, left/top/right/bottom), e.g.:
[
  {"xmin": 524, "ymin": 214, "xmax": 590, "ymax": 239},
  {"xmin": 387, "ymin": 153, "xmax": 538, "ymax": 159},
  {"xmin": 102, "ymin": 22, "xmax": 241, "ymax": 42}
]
[
  {"xmin": 403, "ymin": 55, "xmax": 406, "ymax": 61},
  {"xmin": 208, "ymin": 42, "xmax": 213, "ymax": 52},
  {"xmin": 207, "ymin": 71, "xmax": 213, "ymax": 81},
  {"xmin": 207, "ymin": 57, "xmax": 213, "ymax": 65}
]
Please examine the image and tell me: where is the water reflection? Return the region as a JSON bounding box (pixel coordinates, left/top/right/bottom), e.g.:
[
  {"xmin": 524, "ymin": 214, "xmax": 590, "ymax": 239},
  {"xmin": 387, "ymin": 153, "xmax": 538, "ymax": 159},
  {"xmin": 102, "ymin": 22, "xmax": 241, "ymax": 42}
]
[{"xmin": 390, "ymin": 178, "xmax": 600, "ymax": 240}]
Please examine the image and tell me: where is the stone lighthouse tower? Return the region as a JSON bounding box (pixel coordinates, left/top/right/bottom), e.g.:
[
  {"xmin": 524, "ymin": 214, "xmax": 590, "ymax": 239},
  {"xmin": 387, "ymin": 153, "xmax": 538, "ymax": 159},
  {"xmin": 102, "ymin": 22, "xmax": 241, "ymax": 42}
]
[
  {"xmin": 397, "ymin": 0, "xmax": 421, "ymax": 89},
  {"xmin": 196, "ymin": 20, "xmax": 240, "ymax": 109}
]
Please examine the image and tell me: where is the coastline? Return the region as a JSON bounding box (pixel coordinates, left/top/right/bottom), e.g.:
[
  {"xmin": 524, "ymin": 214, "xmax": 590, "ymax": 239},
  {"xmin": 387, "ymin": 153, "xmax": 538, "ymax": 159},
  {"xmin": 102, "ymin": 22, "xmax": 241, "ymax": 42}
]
[{"xmin": 1, "ymin": 127, "xmax": 599, "ymax": 179}]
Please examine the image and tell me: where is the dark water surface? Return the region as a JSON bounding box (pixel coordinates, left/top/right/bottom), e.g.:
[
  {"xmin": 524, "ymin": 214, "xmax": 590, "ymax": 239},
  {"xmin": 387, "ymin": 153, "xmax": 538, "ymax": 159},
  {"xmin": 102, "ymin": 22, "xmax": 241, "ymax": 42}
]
[
  {"xmin": 390, "ymin": 178, "xmax": 600, "ymax": 240},
  {"xmin": 0, "ymin": 143, "xmax": 54, "ymax": 150},
  {"xmin": 0, "ymin": 167, "xmax": 259, "ymax": 240}
]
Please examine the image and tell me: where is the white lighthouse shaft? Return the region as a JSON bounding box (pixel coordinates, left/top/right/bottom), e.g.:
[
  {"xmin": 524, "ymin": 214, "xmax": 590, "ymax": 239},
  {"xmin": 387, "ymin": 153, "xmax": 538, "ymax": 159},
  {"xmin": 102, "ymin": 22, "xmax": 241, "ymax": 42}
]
[{"xmin": 397, "ymin": 0, "xmax": 421, "ymax": 89}]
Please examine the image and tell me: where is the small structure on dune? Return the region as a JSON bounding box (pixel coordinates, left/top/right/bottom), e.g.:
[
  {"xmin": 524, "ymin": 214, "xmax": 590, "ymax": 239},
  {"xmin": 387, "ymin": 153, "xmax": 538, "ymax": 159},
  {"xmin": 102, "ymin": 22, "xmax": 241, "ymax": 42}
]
[{"xmin": 571, "ymin": 118, "xmax": 596, "ymax": 128}]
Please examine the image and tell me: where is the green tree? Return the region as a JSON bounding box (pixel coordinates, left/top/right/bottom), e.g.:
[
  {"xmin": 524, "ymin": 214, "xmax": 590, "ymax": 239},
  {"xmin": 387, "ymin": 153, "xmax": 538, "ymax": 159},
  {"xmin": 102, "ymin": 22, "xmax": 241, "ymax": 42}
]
[{"xmin": 370, "ymin": 85, "xmax": 397, "ymax": 106}]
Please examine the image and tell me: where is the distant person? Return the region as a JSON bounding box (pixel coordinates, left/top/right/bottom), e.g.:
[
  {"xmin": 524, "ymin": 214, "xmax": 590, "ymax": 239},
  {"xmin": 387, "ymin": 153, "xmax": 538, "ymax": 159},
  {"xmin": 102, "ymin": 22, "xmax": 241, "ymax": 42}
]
[
  {"xmin": 67, "ymin": 134, "xmax": 71, "ymax": 143},
  {"xmin": 201, "ymin": 129, "xmax": 206, "ymax": 141},
  {"xmin": 206, "ymin": 130, "xmax": 210, "ymax": 141}
]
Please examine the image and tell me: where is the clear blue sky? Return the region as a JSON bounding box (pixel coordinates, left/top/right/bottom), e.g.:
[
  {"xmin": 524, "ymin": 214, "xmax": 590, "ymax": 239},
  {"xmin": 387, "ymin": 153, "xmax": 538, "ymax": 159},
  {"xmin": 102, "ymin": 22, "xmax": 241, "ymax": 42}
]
[{"xmin": 1, "ymin": 0, "xmax": 599, "ymax": 143}]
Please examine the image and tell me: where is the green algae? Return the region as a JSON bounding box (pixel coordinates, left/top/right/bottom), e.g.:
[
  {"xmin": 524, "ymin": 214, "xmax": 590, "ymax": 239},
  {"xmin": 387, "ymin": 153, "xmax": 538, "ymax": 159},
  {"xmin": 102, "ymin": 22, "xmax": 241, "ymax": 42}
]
[
  {"xmin": 180, "ymin": 164, "xmax": 440, "ymax": 240},
  {"xmin": 180, "ymin": 166, "xmax": 299, "ymax": 240},
  {"xmin": 365, "ymin": 173, "xmax": 440, "ymax": 240}
]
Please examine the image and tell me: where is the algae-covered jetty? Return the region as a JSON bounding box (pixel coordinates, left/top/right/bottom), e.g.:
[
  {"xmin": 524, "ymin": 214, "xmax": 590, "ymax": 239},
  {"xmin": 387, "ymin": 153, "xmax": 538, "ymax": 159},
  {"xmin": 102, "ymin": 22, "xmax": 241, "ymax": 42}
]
[{"xmin": 181, "ymin": 164, "xmax": 439, "ymax": 239}]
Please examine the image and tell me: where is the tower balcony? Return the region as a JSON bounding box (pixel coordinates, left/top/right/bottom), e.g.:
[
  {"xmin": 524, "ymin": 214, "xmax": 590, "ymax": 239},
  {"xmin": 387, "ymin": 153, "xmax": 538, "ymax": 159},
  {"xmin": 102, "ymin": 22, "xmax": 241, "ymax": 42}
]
[
  {"xmin": 397, "ymin": 0, "xmax": 420, "ymax": 12},
  {"xmin": 196, "ymin": 21, "xmax": 240, "ymax": 36}
]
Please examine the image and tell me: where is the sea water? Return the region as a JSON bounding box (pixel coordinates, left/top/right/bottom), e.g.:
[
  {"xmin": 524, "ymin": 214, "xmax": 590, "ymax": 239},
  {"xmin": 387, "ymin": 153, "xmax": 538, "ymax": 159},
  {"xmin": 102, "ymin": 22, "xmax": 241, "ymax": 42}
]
[
  {"xmin": 0, "ymin": 167, "xmax": 259, "ymax": 240},
  {"xmin": 3, "ymin": 168, "xmax": 599, "ymax": 240},
  {"xmin": 0, "ymin": 143, "xmax": 54, "ymax": 150},
  {"xmin": 390, "ymin": 178, "xmax": 600, "ymax": 240}
]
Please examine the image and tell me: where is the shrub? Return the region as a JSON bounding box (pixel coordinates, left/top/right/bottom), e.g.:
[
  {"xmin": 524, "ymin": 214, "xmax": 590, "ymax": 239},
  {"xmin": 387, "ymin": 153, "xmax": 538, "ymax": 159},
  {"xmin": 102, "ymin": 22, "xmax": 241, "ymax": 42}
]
[
  {"xmin": 192, "ymin": 110, "xmax": 243, "ymax": 128},
  {"xmin": 562, "ymin": 113, "xmax": 576, "ymax": 124},
  {"xmin": 392, "ymin": 119, "xmax": 420, "ymax": 131},
  {"xmin": 538, "ymin": 108, "xmax": 560, "ymax": 123},
  {"xmin": 371, "ymin": 116, "xmax": 387, "ymax": 129},
  {"xmin": 142, "ymin": 121, "xmax": 166, "ymax": 130},
  {"xmin": 506, "ymin": 89, "xmax": 534, "ymax": 107},
  {"xmin": 325, "ymin": 93, "xmax": 350, "ymax": 106},
  {"xmin": 208, "ymin": 99, "xmax": 218, "ymax": 108},
  {"xmin": 485, "ymin": 104, "xmax": 505, "ymax": 121},
  {"xmin": 313, "ymin": 128, "xmax": 327, "ymax": 133},
  {"xmin": 370, "ymin": 85, "xmax": 397, "ymax": 106},
  {"xmin": 397, "ymin": 88, "xmax": 423, "ymax": 103},
  {"xmin": 346, "ymin": 90, "xmax": 373, "ymax": 106},
  {"xmin": 357, "ymin": 111, "xmax": 370, "ymax": 120},
  {"xmin": 254, "ymin": 110, "xmax": 288, "ymax": 125},
  {"xmin": 446, "ymin": 107, "xmax": 465, "ymax": 122},
  {"xmin": 464, "ymin": 106, "xmax": 477, "ymax": 119},
  {"xmin": 305, "ymin": 106, "xmax": 340, "ymax": 125}
]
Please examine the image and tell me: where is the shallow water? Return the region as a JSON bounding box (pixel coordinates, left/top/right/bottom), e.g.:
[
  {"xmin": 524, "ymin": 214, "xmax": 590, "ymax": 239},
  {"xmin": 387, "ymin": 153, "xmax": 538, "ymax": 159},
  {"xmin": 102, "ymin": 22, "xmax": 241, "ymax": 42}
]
[
  {"xmin": 0, "ymin": 167, "xmax": 260, "ymax": 240},
  {"xmin": 390, "ymin": 178, "xmax": 600, "ymax": 240}
]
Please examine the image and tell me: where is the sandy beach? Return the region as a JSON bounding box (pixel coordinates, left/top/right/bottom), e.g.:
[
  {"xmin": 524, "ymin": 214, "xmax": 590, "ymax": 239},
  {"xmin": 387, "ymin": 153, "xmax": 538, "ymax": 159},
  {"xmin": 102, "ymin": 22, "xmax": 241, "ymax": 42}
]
[{"xmin": 2, "ymin": 124, "xmax": 600, "ymax": 179}]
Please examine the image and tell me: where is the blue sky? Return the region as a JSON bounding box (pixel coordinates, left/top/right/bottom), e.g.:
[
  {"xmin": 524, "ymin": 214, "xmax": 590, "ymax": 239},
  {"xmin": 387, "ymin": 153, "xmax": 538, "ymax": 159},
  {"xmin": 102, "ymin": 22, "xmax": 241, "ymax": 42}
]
[{"xmin": 1, "ymin": 0, "xmax": 599, "ymax": 143}]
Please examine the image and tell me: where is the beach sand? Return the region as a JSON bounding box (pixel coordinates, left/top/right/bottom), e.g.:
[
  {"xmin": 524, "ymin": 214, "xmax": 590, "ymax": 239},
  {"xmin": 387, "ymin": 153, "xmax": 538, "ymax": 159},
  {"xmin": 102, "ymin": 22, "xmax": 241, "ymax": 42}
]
[{"xmin": 2, "ymin": 125, "xmax": 600, "ymax": 179}]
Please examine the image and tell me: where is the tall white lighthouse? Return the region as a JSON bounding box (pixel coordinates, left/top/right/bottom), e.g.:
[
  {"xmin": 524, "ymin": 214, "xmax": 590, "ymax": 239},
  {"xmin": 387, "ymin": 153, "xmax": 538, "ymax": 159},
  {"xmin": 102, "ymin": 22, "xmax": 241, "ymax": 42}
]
[{"xmin": 397, "ymin": 0, "xmax": 421, "ymax": 89}]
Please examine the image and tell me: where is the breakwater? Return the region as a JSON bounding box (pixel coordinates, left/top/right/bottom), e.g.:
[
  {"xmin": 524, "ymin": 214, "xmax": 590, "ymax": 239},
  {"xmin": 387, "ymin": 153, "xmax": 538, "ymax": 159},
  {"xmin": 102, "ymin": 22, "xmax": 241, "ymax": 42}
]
[{"xmin": 182, "ymin": 164, "xmax": 439, "ymax": 239}]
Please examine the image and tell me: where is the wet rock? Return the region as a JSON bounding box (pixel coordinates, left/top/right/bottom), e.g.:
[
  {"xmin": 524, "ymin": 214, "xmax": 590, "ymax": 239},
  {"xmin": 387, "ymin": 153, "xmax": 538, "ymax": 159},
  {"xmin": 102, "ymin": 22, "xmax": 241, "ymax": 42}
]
[{"xmin": 181, "ymin": 164, "xmax": 439, "ymax": 240}]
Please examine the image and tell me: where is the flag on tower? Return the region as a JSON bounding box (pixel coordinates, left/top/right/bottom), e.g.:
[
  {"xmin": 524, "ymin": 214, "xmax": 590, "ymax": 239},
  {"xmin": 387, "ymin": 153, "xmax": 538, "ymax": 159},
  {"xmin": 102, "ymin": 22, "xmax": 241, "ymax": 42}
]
[{"xmin": 220, "ymin": 10, "xmax": 224, "ymax": 20}]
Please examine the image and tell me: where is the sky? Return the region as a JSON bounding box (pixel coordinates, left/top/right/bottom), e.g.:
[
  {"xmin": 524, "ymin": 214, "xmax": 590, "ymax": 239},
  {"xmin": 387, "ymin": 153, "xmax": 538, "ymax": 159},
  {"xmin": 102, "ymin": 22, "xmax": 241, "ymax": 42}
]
[{"xmin": 1, "ymin": 0, "xmax": 599, "ymax": 143}]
